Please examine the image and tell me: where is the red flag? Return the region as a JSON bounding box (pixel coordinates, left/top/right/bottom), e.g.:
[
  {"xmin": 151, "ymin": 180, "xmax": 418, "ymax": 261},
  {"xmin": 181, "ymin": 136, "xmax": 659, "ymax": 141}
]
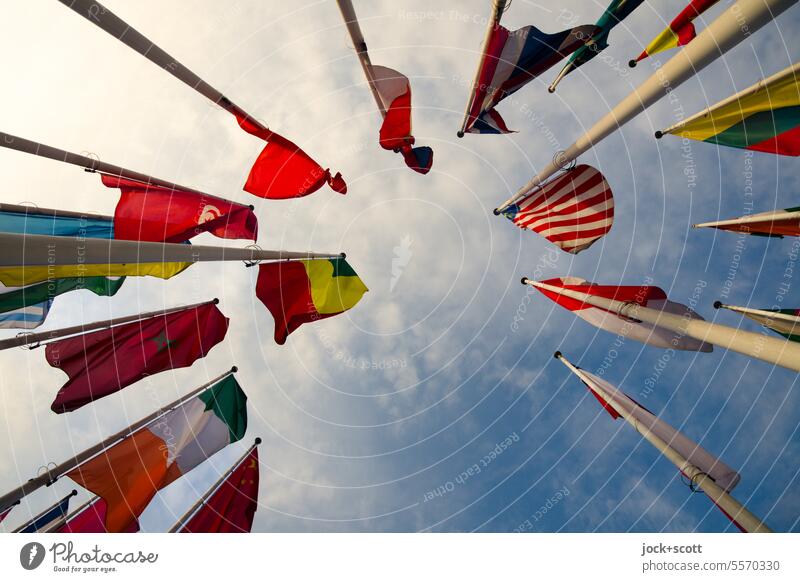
[
  {"xmin": 55, "ymin": 498, "xmax": 139, "ymax": 533},
  {"xmin": 104, "ymin": 176, "xmax": 257, "ymax": 242},
  {"xmin": 234, "ymin": 114, "xmax": 346, "ymax": 199},
  {"xmin": 46, "ymin": 303, "xmax": 229, "ymax": 413},
  {"xmin": 0, "ymin": 506, "xmax": 12, "ymax": 524},
  {"xmin": 179, "ymin": 448, "xmax": 259, "ymax": 533}
]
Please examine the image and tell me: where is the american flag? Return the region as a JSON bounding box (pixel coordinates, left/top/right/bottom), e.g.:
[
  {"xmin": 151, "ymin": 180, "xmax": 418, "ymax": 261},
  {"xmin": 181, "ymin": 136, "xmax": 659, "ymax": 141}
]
[{"xmin": 503, "ymin": 164, "xmax": 614, "ymax": 254}]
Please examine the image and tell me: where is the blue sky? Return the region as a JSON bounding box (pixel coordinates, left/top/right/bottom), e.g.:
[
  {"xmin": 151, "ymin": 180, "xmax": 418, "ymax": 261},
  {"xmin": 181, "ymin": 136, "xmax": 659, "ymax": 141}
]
[{"xmin": 1, "ymin": 0, "xmax": 799, "ymax": 533}]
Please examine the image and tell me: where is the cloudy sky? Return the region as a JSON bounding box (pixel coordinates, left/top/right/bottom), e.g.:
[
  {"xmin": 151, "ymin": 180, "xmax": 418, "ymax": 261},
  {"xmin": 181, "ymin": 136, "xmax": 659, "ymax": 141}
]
[{"xmin": 1, "ymin": 0, "xmax": 799, "ymax": 533}]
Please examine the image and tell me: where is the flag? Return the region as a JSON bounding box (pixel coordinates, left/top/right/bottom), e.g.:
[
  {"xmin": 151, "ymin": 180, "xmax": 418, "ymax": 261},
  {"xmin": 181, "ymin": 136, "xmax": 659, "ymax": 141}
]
[
  {"xmin": 0, "ymin": 506, "xmax": 14, "ymax": 525},
  {"xmin": 0, "ymin": 277, "xmax": 125, "ymax": 330},
  {"xmin": 371, "ymin": 65, "xmax": 433, "ymax": 174},
  {"xmin": 551, "ymin": 0, "xmax": 646, "ymax": 90},
  {"xmin": 16, "ymin": 493, "xmax": 73, "ymax": 533},
  {"xmin": 694, "ymin": 207, "xmax": 800, "ymax": 237},
  {"xmin": 56, "ymin": 498, "xmax": 139, "ymax": 533},
  {"xmin": 467, "ymin": 110, "xmax": 515, "ymax": 135},
  {"xmin": 717, "ymin": 303, "xmax": 800, "ymax": 342},
  {"xmin": 501, "ymin": 164, "xmax": 613, "ymax": 254},
  {"xmin": 0, "ymin": 261, "xmax": 189, "ymax": 287},
  {"xmin": 533, "ymin": 277, "xmax": 712, "ymax": 351},
  {"xmin": 46, "ymin": 302, "xmax": 229, "ymax": 413},
  {"xmin": 465, "ymin": 22, "xmax": 598, "ymax": 133},
  {"xmin": 67, "ymin": 375, "xmax": 247, "ymax": 533},
  {"xmin": 0, "ymin": 206, "xmax": 113, "ymax": 238},
  {"xmin": 658, "ymin": 63, "xmax": 800, "ymax": 156},
  {"xmin": 235, "ymin": 114, "xmax": 347, "ymax": 199},
  {"xmin": 103, "ymin": 175, "xmax": 258, "ymax": 242},
  {"xmin": 179, "ymin": 448, "xmax": 259, "ymax": 533},
  {"xmin": 579, "ymin": 368, "xmax": 740, "ymax": 492},
  {"xmin": 633, "ymin": 0, "xmax": 720, "ymax": 64},
  {"xmin": 256, "ymin": 258, "xmax": 368, "ymax": 345}
]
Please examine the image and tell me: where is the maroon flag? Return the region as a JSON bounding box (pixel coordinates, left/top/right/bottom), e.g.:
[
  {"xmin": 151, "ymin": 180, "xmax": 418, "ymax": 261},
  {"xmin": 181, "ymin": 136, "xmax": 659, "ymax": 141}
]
[
  {"xmin": 235, "ymin": 114, "xmax": 346, "ymax": 199},
  {"xmin": 55, "ymin": 498, "xmax": 139, "ymax": 533},
  {"xmin": 0, "ymin": 506, "xmax": 12, "ymax": 524},
  {"xmin": 46, "ymin": 303, "xmax": 229, "ymax": 413},
  {"xmin": 179, "ymin": 448, "xmax": 259, "ymax": 533},
  {"xmin": 104, "ymin": 175, "xmax": 257, "ymax": 243}
]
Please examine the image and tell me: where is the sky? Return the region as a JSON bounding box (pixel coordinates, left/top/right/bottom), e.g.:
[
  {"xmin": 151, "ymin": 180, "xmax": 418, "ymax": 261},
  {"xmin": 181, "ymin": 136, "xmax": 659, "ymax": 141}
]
[{"xmin": 1, "ymin": 0, "xmax": 799, "ymax": 533}]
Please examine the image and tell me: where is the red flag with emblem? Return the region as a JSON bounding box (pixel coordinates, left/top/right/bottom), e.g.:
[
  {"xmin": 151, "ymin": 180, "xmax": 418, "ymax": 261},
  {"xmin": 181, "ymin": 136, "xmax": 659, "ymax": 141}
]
[{"xmin": 45, "ymin": 302, "xmax": 228, "ymax": 413}]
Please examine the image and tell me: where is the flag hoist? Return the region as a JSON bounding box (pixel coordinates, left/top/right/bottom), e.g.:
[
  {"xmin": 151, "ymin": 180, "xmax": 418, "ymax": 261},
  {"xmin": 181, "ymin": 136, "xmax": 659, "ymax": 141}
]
[
  {"xmin": 523, "ymin": 277, "xmax": 800, "ymax": 372},
  {"xmin": 496, "ymin": 0, "xmax": 798, "ymax": 214},
  {"xmin": 555, "ymin": 352, "xmax": 772, "ymax": 533}
]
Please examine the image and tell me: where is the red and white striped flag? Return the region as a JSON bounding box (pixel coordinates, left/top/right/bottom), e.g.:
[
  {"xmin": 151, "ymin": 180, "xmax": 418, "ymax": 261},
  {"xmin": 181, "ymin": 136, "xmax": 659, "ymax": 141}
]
[
  {"xmin": 532, "ymin": 277, "xmax": 712, "ymax": 351},
  {"xmin": 502, "ymin": 165, "xmax": 614, "ymax": 254}
]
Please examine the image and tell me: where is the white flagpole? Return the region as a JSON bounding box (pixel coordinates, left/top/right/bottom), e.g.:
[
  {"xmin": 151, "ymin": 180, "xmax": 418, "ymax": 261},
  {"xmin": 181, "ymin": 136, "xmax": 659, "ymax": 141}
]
[
  {"xmin": 715, "ymin": 301, "xmax": 800, "ymax": 326},
  {"xmin": 0, "ymin": 367, "xmax": 237, "ymax": 514},
  {"xmin": 167, "ymin": 438, "xmax": 260, "ymax": 533},
  {"xmin": 11, "ymin": 490, "xmax": 78, "ymax": 533},
  {"xmin": 496, "ymin": 0, "xmax": 797, "ymax": 213},
  {"xmin": 0, "ymin": 203, "xmax": 113, "ymax": 224},
  {"xmin": 0, "ymin": 131, "xmax": 251, "ymax": 209},
  {"xmin": 523, "ymin": 278, "xmax": 800, "ymax": 372},
  {"xmin": 555, "ymin": 352, "xmax": 772, "ymax": 533},
  {"xmin": 0, "ymin": 232, "xmax": 343, "ymax": 268},
  {"xmin": 693, "ymin": 209, "xmax": 800, "ymax": 230},
  {"xmin": 336, "ymin": 0, "xmax": 387, "ymax": 117},
  {"xmin": 56, "ymin": 0, "xmax": 273, "ymax": 137},
  {"xmin": 456, "ymin": 0, "xmax": 509, "ymax": 137},
  {"xmin": 0, "ymin": 299, "xmax": 217, "ymax": 351},
  {"xmin": 656, "ymin": 61, "xmax": 800, "ymax": 137}
]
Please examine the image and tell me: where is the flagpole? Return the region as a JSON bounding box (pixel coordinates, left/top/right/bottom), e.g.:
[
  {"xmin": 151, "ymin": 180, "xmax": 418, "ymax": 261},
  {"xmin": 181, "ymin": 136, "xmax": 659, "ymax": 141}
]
[
  {"xmin": 656, "ymin": 62, "xmax": 800, "ymax": 137},
  {"xmin": 0, "ymin": 299, "xmax": 217, "ymax": 351},
  {"xmin": 56, "ymin": 0, "xmax": 274, "ymax": 138},
  {"xmin": 715, "ymin": 301, "xmax": 800, "ymax": 326},
  {"xmin": 11, "ymin": 490, "xmax": 77, "ymax": 533},
  {"xmin": 523, "ymin": 278, "xmax": 800, "ymax": 372},
  {"xmin": 0, "ymin": 232, "xmax": 344, "ymax": 268},
  {"xmin": 693, "ymin": 210, "xmax": 800, "ymax": 230},
  {"xmin": 456, "ymin": 0, "xmax": 509, "ymax": 137},
  {"xmin": 555, "ymin": 352, "xmax": 772, "ymax": 533},
  {"xmin": 0, "ymin": 131, "xmax": 252, "ymax": 209},
  {"xmin": 0, "ymin": 367, "xmax": 237, "ymax": 514},
  {"xmin": 336, "ymin": 0, "xmax": 387, "ymax": 117},
  {"xmin": 495, "ymin": 0, "xmax": 797, "ymax": 213},
  {"xmin": 0, "ymin": 203, "xmax": 112, "ymax": 223},
  {"xmin": 167, "ymin": 438, "xmax": 261, "ymax": 533}
]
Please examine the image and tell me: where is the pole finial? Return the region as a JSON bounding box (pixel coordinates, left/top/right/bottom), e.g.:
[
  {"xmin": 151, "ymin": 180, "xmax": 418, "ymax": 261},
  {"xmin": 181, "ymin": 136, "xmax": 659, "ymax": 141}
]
[
  {"xmin": 628, "ymin": 59, "xmax": 637, "ymax": 68},
  {"xmin": 521, "ymin": 277, "xmax": 529, "ymax": 285},
  {"xmin": 654, "ymin": 131, "xmax": 663, "ymax": 139},
  {"xmin": 254, "ymin": 437, "xmax": 262, "ymax": 445},
  {"xmin": 713, "ymin": 301, "xmax": 722, "ymax": 309},
  {"xmin": 340, "ymin": 252, "xmax": 347, "ymax": 259},
  {"xmin": 230, "ymin": 365, "xmax": 239, "ymax": 373},
  {"xmin": 212, "ymin": 298, "xmax": 220, "ymax": 304},
  {"xmin": 553, "ymin": 351, "xmax": 562, "ymax": 359},
  {"xmin": 457, "ymin": 131, "xmax": 465, "ymax": 138},
  {"xmin": 493, "ymin": 208, "xmax": 501, "ymax": 215}
]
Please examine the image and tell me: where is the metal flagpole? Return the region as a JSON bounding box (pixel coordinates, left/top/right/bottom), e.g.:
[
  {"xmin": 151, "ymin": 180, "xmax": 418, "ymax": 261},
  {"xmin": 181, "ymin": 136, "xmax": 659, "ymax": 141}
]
[
  {"xmin": 0, "ymin": 232, "xmax": 344, "ymax": 268},
  {"xmin": 0, "ymin": 203, "xmax": 113, "ymax": 223},
  {"xmin": 693, "ymin": 210, "xmax": 800, "ymax": 231},
  {"xmin": 336, "ymin": 0, "xmax": 387, "ymax": 117},
  {"xmin": 496, "ymin": 0, "xmax": 797, "ymax": 213},
  {"xmin": 522, "ymin": 278, "xmax": 800, "ymax": 372},
  {"xmin": 656, "ymin": 61, "xmax": 800, "ymax": 137},
  {"xmin": 56, "ymin": 0, "xmax": 274, "ymax": 138},
  {"xmin": 715, "ymin": 302, "xmax": 800, "ymax": 326},
  {"xmin": 0, "ymin": 367, "xmax": 237, "ymax": 514},
  {"xmin": 0, "ymin": 299, "xmax": 217, "ymax": 351},
  {"xmin": 457, "ymin": 0, "xmax": 509, "ymax": 137},
  {"xmin": 0, "ymin": 131, "xmax": 252, "ymax": 209},
  {"xmin": 555, "ymin": 352, "xmax": 772, "ymax": 533},
  {"xmin": 167, "ymin": 438, "xmax": 261, "ymax": 533},
  {"xmin": 11, "ymin": 490, "xmax": 78, "ymax": 533}
]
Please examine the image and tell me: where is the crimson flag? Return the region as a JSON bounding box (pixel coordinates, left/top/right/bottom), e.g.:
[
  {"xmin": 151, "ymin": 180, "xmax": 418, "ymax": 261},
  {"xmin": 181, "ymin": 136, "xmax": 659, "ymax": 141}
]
[
  {"xmin": 235, "ymin": 114, "xmax": 346, "ymax": 199},
  {"xmin": 46, "ymin": 302, "xmax": 229, "ymax": 413},
  {"xmin": 179, "ymin": 447, "xmax": 259, "ymax": 533},
  {"xmin": 104, "ymin": 175, "xmax": 257, "ymax": 243},
  {"xmin": 56, "ymin": 498, "xmax": 139, "ymax": 533}
]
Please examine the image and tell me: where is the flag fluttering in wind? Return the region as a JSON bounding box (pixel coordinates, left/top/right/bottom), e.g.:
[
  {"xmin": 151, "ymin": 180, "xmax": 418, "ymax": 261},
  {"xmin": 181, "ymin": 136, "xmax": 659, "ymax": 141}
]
[
  {"xmin": 0, "ymin": 205, "xmax": 113, "ymax": 238},
  {"xmin": 656, "ymin": 62, "xmax": 800, "ymax": 156},
  {"xmin": 103, "ymin": 176, "xmax": 258, "ymax": 242},
  {"xmin": 694, "ymin": 206, "xmax": 800, "ymax": 237},
  {"xmin": 500, "ymin": 164, "xmax": 614, "ymax": 253},
  {"xmin": 14, "ymin": 492, "xmax": 75, "ymax": 533},
  {"xmin": 632, "ymin": 0, "xmax": 720, "ymax": 66},
  {"xmin": 67, "ymin": 374, "xmax": 247, "ymax": 533},
  {"xmin": 56, "ymin": 497, "xmax": 139, "ymax": 533},
  {"xmin": 178, "ymin": 446, "xmax": 260, "ymax": 533},
  {"xmin": 46, "ymin": 302, "xmax": 229, "ymax": 413},
  {"xmin": 0, "ymin": 277, "xmax": 124, "ymax": 330},
  {"xmin": 716, "ymin": 302, "xmax": 800, "ymax": 342},
  {"xmin": 549, "ymin": 0, "xmax": 646, "ymax": 92},
  {"xmin": 464, "ymin": 22, "xmax": 598, "ymax": 134},
  {"xmin": 531, "ymin": 277, "xmax": 712, "ymax": 351},
  {"xmin": 256, "ymin": 258, "xmax": 368, "ymax": 345}
]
